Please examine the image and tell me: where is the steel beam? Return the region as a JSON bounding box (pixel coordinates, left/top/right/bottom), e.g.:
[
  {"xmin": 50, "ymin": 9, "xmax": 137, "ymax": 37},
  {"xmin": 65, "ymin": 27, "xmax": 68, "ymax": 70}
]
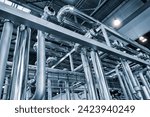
[{"xmin": 0, "ymin": 3, "xmax": 150, "ymax": 65}]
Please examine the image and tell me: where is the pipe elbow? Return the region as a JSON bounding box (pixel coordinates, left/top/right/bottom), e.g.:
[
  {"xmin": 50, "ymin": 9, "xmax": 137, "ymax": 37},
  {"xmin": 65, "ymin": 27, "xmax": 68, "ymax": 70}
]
[{"xmin": 57, "ymin": 5, "xmax": 75, "ymax": 22}]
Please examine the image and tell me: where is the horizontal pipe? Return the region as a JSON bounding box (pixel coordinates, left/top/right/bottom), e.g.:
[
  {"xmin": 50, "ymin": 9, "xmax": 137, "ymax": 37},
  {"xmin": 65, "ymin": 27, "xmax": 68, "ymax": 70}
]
[{"xmin": 0, "ymin": 3, "xmax": 149, "ymax": 65}]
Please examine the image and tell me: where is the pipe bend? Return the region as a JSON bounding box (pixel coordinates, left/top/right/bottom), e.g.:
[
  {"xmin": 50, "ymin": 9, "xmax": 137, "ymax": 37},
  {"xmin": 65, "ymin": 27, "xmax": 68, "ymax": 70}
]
[{"xmin": 57, "ymin": 5, "xmax": 75, "ymax": 22}]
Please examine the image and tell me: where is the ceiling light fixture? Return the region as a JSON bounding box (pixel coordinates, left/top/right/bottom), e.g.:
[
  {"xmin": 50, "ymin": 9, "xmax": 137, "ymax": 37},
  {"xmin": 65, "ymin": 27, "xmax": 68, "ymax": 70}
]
[
  {"xmin": 139, "ymin": 36, "xmax": 147, "ymax": 43},
  {"xmin": 112, "ymin": 18, "xmax": 122, "ymax": 28}
]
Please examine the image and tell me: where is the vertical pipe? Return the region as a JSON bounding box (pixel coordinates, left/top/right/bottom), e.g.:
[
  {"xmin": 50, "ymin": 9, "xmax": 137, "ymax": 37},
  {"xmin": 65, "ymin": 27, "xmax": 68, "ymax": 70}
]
[
  {"xmin": 81, "ymin": 49, "xmax": 97, "ymax": 100},
  {"xmin": 0, "ymin": 21, "xmax": 13, "ymax": 97},
  {"xmin": 121, "ymin": 60, "xmax": 143, "ymax": 100},
  {"xmin": 47, "ymin": 78, "xmax": 52, "ymax": 100},
  {"xmin": 95, "ymin": 52, "xmax": 111, "ymax": 100},
  {"xmin": 69, "ymin": 54, "xmax": 74, "ymax": 71},
  {"xmin": 2, "ymin": 77, "xmax": 9, "ymax": 100},
  {"xmin": 10, "ymin": 25, "xmax": 31, "ymax": 100},
  {"xmin": 120, "ymin": 72, "xmax": 133, "ymax": 100},
  {"xmin": 139, "ymin": 72, "xmax": 150, "ymax": 95},
  {"xmin": 115, "ymin": 68, "xmax": 129, "ymax": 100},
  {"xmin": 90, "ymin": 50, "xmax": 105, "ymax": 99},
  {"xmin": 32, "ymin": 30, "xmax": 46, "ymax": 100},
  {"xmin": 65, "ymin": 81, "xmax": 71, "ymax": 100},
  {"xmin": 141, "ymin": 86, "xmax": 150, "ymax": 99}
]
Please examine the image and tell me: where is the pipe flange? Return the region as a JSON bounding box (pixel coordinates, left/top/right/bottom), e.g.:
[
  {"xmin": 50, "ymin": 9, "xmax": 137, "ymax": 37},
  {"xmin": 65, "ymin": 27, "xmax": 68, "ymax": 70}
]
[{"xmin": 44, "ymin": 6, "xmax": 55, "ymax": 16}]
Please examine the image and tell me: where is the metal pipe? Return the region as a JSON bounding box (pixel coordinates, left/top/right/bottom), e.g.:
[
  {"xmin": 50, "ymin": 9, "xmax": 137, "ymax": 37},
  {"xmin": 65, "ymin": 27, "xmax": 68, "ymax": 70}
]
[
  {"xmin": 74, "ymin": 64, "xmax": 83, "ymax": 72},
  {"xmin": 65, "ymin": 81, "xmax": 71, "ymax": 100},
  {"xmin": 51, "ymin": 47, "xmax": 76, "ymax": 69},
  {"xmin": 139, "ymin": 72, "xmax": 150, "ymax": 95},
  {"xmin": 121, "ymin": 60, "xmax": 143, "ymax": 100},
  {"xmin": 90, "ymin": 50, "xmax": 106, "ymax": 99},
  {"xmin": 141, "ymin": 86, "xmax": 150, "ymax": 99},
  {"xmin": 0, "ymin": 20, "xmax": 13, "ymax": 98},
  {"xmin": 10, "ymin": 25, "xmax": 31, "ymax": 100},
  {"xmin": 69, "ymin": 54, "xmax": 74, "ymax": 71},
  {"xmin": 95, "ymin": 51, "xmax": 111, "ymax": 100},
  {"xmin": 57, "ymin": 5, "xmax": 150, "ymax": 54},
  {"xmin": 32, "ymin": 6, "xmax": 55, "ymax": 100},
  {"xmin": 115, "ymin": 67, "xmax": 129, "ymax": 100},
  {"xmin": 47, "ymin": 78, "xmax": 52, "ymax": 100},
  {"xmin": 81, "ymin": 49, "xmax": 97, "ymax": 100},
  {"xmin": 120, "ymin": 72, "xmax": 133, "ymax": 100},
  {"xmin": 2, "ymin": 77, "xmax": 9, "ymax": 100}
]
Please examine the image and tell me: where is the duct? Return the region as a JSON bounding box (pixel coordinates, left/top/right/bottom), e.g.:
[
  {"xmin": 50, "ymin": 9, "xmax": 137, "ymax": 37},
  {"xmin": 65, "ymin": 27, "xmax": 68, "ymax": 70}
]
[
  {"xmin": 32, "ymin": 6, "xmax": 55, "ymax": 100},
  {"xmin": 115, "ymin": 67, "xmax": 129, "ymax": 100},
  {"xmin": 90, "ymin": 50, "xmax": 111, "ymax": 100},
  {"xmin": 0, "ymin": 20, "xmax": 13, "ymax": 98},
  {"xmin": 81, "ymin": 49, "xmax": 97, "ymax": 100},
  {"xmin": 139, "ymin": 72, "xmax": 150, "ymax": 95},
  {"xmin": 10, "ymin": 25, "xmax": 31, "ymax": 100},
  {"xmin": 57, "ymin": 5, "xmax": 150, "ymax": 54}
]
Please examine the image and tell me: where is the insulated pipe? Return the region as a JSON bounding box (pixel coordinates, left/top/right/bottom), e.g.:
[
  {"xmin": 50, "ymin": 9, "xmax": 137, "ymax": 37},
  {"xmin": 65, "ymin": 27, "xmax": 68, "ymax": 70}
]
[
  {"xmin": 10, "ymin": 25, "xmax": 31, "ymax": 100},
  {"xmin": 139, "ymin": 72, "xmax": 150, "ymax": 95},
  {"xmin": 120, "ymin": 72, "xmax": 133, "ymax": 100},
  {"xmin": 57, "ymin": 5, "xmax": 150, "ymax": 54},
  {"xmin": 115, "ymin": 67, "xmax": 129, "ymax": 100},
  {"xmin": 95, "ymin": 51, "xmax": 111, "ymax": 100},
  {"xmin": 121, "ymin": 60, "xmax": 143, "ymax": 100},
  {"xmin": 32, "ymin": 6, "xmax": 55, "ymax": 100},
  {"xmin": 141, "ymin": 86, "xmax": 150, "ymax": 99},
  {"xmin": 91, "ymin": 50, "xmax": 106, "ymax": 99},
  {"xmin": 0, "ymin": 20, "xmax": 13, "ymax": 98},
  {"xmin": 81, "ymin": 49, "xmax": 97, "ymax": 100}
]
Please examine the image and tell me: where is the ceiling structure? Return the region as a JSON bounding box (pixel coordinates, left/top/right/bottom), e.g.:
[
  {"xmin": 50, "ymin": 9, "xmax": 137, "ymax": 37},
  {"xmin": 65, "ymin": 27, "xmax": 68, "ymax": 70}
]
[{"xmin": 0, "ymin": 0, "xmax": 150, "ymax": 70}]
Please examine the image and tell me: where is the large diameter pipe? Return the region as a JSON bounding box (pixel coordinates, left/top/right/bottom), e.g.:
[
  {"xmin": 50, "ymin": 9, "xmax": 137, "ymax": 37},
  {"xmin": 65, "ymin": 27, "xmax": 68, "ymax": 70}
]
[
  {"xmin": 139, "ymin": 72, "xmax": 150, "ymax": 95},
  {"xmin": 81, "ymin": 49, "xmax": 97, "ymax": 100},
  {"xmin": 57, "ymin": 5, "xmax": 150, "ymax": 54},
  {"xmin": 90, "ymin": 50, "xmax": 111, "ymax": 100},
  {"xmin": 32, "ymin": 6, "xmax": 55, "ymax": 100},
  {"xmin": 121, "ymin": 60, "xmax": 143, "ymax": 100},
  {"xmin": 0, "ymin": 20, "xmax": 13, "ymax": 98},
  {"xmin": 10, "ymin": 25, "xmax": 31, "ymax": 100},
  {"xmin": 95, "ymin": 51, "xmax": 111, "ymax": 100},
  {"xmin": 32, "ymin": 30, "xmax": 46, "ymax": 100},
  {"xmin": 115, "ymin": 67, "xmax": 129, "ymax": 100}
]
